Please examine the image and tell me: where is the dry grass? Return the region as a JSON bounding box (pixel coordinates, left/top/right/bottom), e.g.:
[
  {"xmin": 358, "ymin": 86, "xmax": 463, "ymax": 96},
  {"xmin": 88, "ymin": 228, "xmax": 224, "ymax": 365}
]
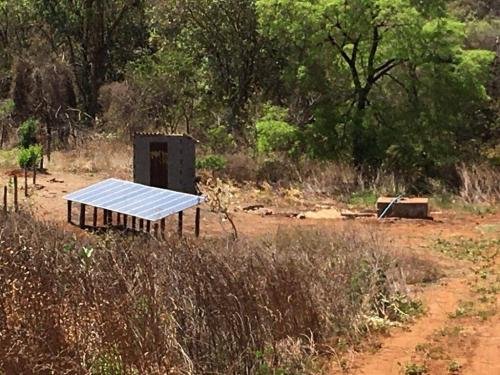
[
  {"xmin": 457, "ymin": 163, "xmax": 500, "ymax": 204},
  {"xmin": 49, "ymin": 135, "xmax": 132, "ymax": 179},
  {"xmin": 0, "ymin": 212, "xmax": 422, "ymax": 374}
]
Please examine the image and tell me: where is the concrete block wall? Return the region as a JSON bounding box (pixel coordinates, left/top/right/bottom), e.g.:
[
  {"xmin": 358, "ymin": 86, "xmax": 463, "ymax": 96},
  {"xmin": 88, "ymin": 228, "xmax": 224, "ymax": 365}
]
[{"xmin": 133, "ymin": 134, "xmax": 197, "ymax": 194}]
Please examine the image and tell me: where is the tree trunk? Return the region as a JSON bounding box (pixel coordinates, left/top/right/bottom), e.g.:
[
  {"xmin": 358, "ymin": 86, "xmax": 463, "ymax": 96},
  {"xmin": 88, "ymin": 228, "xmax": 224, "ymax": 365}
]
[{"xmin": 352, "ymin": 89, "xmax": 369, "ymax": 166}]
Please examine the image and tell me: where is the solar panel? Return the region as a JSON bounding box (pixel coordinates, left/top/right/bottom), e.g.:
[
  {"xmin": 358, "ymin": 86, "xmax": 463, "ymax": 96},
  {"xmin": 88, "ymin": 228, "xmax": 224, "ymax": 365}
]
[{"xmin": 64, "ymin": 178, "xmax": 205, "ymax": 221}]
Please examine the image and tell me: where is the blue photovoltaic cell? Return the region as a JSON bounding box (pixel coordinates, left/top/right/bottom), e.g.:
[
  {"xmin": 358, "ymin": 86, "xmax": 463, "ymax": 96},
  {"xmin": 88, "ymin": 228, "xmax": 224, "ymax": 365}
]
[{"xmin": 64, "ymin": 178, "xmax": 205, "ymax": 221}]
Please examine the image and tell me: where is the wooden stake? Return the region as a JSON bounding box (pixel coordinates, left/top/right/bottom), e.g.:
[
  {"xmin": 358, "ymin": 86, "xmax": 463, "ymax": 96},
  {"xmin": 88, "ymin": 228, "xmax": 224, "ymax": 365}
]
[
  {"xmin": 195, "ymin": 207, "xmax": 201, "ymax": 237},
  {"xmin": 93, "ymin": 207, "xmax": 98, "ymax": 227},
  {"xmin": 67, "ymin": 200, "xmax": 72, "ymax": 223},
  {"xmin": 79, "ymin": 204, "xmax": 86, "ymax": 228},
  {"xmin": 32, "ymin": 162, "xmax": 36, "ymax": 185},
  {"xmin": 24, "ymin": 168, "xmax": 28, "ymax": 197},
  {"xmin": 3, "ymin": 186, "xmax": 7, "ymax": 213},
  {"xmin": 13, "ymin": 175, "xmax": 18, "ymax": 212},
  {"xmin": 178, "ymin": 211, "xmax": 183, "ymax": 237}
]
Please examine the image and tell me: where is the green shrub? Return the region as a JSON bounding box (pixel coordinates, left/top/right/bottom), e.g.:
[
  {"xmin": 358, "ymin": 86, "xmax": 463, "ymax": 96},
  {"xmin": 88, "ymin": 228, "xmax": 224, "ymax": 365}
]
[
  {"xmin": 18, "ymin": 118, "xmax": 38, "ymax": 149},
  {"xmin": 256, "ymin": 105, "xmax": 299, "ymax": 156},
  {"xmin": 18, "ymin": 144, "xmax": 43, "ymax": 168},
  {"xmin": 207, "ymin": 125, "xmax": 236, "ymax": 153},
  {"xmin": 197, "ymin": 154, "xmax": 227, "ymax": 172}
]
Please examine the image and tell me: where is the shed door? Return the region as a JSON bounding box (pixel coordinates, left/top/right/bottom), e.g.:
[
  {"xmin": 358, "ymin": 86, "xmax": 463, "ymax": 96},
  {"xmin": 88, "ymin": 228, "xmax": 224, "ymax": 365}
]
[{"xmin": 150, "ymin": 142, "xmax": 168, "ymax": 188}]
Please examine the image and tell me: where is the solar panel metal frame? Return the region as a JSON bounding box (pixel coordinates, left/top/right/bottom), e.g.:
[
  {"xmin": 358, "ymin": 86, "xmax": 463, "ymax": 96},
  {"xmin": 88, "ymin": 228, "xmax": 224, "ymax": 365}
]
[{"xmin": 64, "ymin": 178, "xmax": 205, "ymax": 221}]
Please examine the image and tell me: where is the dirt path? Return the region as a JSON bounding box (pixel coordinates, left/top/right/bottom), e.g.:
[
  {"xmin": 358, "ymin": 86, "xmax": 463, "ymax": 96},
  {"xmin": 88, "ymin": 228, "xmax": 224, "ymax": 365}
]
[
  {"xmin": 329, "ymin": 222, "xmax": 499, "ymax": 375},
  {"xmin": 344, "ymin": 278, "xmax": 469, "ymax": 374}
]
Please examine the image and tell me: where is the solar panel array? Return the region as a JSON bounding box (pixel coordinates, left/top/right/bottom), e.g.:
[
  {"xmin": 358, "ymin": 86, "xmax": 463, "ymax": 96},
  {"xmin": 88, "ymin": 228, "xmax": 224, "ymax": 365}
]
[{"xmin": 64, "ymin": 178, "xmax": 204, "ymax": 221}]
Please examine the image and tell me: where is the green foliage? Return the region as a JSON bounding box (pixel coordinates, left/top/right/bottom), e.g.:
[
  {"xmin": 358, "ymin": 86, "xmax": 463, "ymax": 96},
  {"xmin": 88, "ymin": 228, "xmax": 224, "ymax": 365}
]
[
  {"xmin": 18, "ymin": 118, "xmax": 38, "ymax": 149},
  {"xmin": 197, "ymin": 154, "xmax": 227, "ymax": 172},
  {"xmin": 0, "ymin": 99, "xmax": 14, "ymax": 118},
  {"xmin": 256, "ymin": 105, "xmax": 299, "ymax": 156},
  {"xmin": 404, "ymin": 362, "xmax": 428, "ymax": 375},
  {"xmin": 18, "ymin": 144, "xmax": 42, "ymax": 168},
  {"xmin": 433, "ymin": 238, "xmax": 500, "ymax": 263},
  {"xmin": 207, "ymin": 125, "xmax": 236, "ymax": 154},
  {"xmin": 348, "ymin": 191, "xmax": 378, "ymax": 207},
  {"xmin": 90, "ymin": 349, "xmax": 125, "ymax": 375},
  {"xmin": 0, "ymin": 0, "xmax": 498, "ymax": 190},
  {"xmin": 448, "ymin": 360, "xmax": 461, "ymax": 374}
]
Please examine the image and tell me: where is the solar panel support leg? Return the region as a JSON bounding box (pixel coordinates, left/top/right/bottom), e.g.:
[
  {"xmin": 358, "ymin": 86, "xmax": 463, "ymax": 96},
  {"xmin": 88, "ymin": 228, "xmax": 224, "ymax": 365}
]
[
  {"xmin": 160, "ymin": 218, "xmax": 166, "ymax": 239},
  {"xmin": 195, "ymin": 207, "xmax": 201, "ymax": 237},
  {"xmin": 132, "ymin": 216, "xmax": 137, "ymax": 230},
  {"xmin": 139, "ymin": 219, "xmax": 144, "ymax": 231},
  {"xmin": 67, "ymin": 200, "xmax": 72, "ymax": 224},
  {"xmin": 123, "ymin": 215, "xmax": 128, "ymax": 229},
  {"xmin": 93, "ymin": 207, "xmax": 98, "ymax": 228},
  {"xmin": 146, "ymin": 220, "xmax": 151, "ymax": 233},
  {"xmin": 178, "ymin": 211, "xmax": 183, "ymax": 237},
  {"xmin": 153, "ymin": 223, "xmax": 159, "ymax": 238},
  {"xmin": 79, "ymin": 204, "xmax": 86, "ymax": 229},
  {"xmin": 103, "ymin": 209, "xmax": 108, "ymax": 226},
  {"xmin": 117, "ymin": 213, "xmax": 121, "ymax": 226}
]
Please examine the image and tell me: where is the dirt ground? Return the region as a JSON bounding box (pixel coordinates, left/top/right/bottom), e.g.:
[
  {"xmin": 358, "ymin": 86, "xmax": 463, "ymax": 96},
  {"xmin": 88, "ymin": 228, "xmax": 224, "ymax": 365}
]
[{"xmin": 5, "ymin": 169, "xmax": 500, "ymax": 375}]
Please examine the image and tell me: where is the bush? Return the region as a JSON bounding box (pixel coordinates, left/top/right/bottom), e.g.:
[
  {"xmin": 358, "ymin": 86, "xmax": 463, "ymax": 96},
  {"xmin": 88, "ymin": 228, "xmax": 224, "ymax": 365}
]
[
  {"xmin": 256, "ymin": 105, "xmax": 299, "ymax": 156},
  {"xmin": 0, "ymin": 212, "xmax": 418, "ymax": 374},
  {"xmin": 17, "ymin": 118, "xmax": 38, "ymax": 149},
  {"xmin": 207, "ymin": 125, "xmax": 236, "ymax": 153},
  {"xmin": 18, "ymin": 144, "xmax": 42, "ymax": 168},
  {"xmin": 197, "ymin": 154, "xmax": 227, "ymax": 172}
]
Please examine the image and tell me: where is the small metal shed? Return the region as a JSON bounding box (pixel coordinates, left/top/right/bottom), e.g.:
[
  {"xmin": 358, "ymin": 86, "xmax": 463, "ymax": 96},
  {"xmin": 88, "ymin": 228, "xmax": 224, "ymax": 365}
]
[{"xmin": 133, "ymin": 133, "xmax": 197, "ymax": 194}]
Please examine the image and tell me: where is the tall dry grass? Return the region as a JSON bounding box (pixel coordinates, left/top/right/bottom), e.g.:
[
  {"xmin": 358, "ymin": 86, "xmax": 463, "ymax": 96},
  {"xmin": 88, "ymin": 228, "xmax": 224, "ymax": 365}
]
[
  {"xmin": 50, "ymin": 135, "xmax": 132, "ymax": 179},
  {"xmin": 0, "ymin": 212, "xmax": 419, "ymax": 374},
  {"xmin": 457, "ymin": 163, "xmax": 500, "ymax": 204}
]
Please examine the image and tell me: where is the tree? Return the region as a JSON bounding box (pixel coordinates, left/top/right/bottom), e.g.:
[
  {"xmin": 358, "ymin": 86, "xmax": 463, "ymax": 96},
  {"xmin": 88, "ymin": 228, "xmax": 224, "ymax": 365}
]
[
  {"xmin": 257, "ymin": 0, "xmax": 495, "ymax": 168},
  {"xmin": 174, "ymin": 0, "xmax": 263, "ymax": 136},
  {"xmin": 32, "ymin": 0, "xmax": 148, "ymax": 119}
]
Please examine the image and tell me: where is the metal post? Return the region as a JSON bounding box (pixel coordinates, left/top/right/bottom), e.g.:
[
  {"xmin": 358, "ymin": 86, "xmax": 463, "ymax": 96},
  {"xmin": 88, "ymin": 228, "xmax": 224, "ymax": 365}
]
[
  {"xmin": 139, "ymin": 219, "xmax": 144, "ymax": 231},
  {"xmin": 123, "ymin": 214, "xmax": 128, "ymax": 228},
  {"xmin": 67, "ymin": 200, "xmax": 72, "ymax": 223},
  {"xmin": 154, "ymin": 223, "xmax": 159, "ymax": 238},
  {"xmin": 178, "ymin": 211, "xmax": 183, "ymax": 237},
  {"xmin": 93, "ymin": 207, "xmax": 98, "ymax": 228},
  {"xmin": 132, "ymin": 216, "xmax": 137, "ymax": 230},
  {"xmin": 117, "ymin": 213, "xmax": 121, "ymax": 226},
  {"xmin": 146, "ymin": 220, "xmax": 151, "ymax": 233},
  {"xmin": 79, "ymin": 204, "xmax": 86, "ymax": 228}
]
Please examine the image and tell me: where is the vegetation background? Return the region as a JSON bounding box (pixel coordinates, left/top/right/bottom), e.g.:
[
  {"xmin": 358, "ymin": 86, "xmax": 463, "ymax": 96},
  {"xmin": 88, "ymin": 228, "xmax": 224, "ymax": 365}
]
[{"xmin": 0, "ymin": 0, "xmax": 497, "ymax": 192}]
